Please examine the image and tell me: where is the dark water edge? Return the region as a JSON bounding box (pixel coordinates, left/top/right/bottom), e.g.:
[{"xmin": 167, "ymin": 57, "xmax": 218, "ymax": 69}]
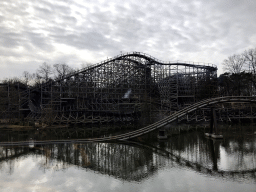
[{"xmin": 0, "ymin": 123, "xmax": 255, "ymax": 192}]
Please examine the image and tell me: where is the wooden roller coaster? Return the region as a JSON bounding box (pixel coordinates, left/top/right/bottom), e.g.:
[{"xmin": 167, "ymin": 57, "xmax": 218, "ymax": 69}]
[{"xmin": 0, "ymin": 52, "xmax": 218, "ymax": 125}]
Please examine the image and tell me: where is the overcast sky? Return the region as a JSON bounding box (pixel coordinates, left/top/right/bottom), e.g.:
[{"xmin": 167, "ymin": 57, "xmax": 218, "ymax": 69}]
[{"xmin": 0, "ymin": 0, "xmax": 256, "ymax": 80}]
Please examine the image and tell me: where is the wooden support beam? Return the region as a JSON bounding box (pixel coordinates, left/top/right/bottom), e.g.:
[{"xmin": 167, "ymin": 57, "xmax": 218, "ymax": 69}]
[{"xmin": 207, "ymin": 107, "xmax": 223, "ymax": 139}]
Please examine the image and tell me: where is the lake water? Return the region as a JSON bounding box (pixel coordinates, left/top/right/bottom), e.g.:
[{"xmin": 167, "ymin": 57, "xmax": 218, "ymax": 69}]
[{"xmin": 0, "ymin": 124, "xmax": 255, "ymax": 192}]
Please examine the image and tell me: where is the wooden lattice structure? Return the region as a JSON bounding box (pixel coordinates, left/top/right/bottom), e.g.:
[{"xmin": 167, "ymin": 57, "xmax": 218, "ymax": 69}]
[{"xmin": 0, "ymin": 52, "xmax": 217, "ymax": 125}]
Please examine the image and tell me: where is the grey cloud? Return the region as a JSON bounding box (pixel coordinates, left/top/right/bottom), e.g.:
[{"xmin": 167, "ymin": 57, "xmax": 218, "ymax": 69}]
[
  {"xmin": 0, "ymin": 32, "xmax": 24, "ymax": 48},
  {"xmin": 34, "ymin": 6, "xmax": 52, "ymax": 15},
  {"xmin": 52, "ymin": 54, "xmax": 81, "ymax": 65},
  {"xmin": 35, "ymin": 0, "xmax": 72, "ymax": 15},
  {"xmin": 0, "ymin": 0, "xmax": 256, "ymax": 79},
  {"xmin": 62, "ymin": 16, "xmax": 77, "ymax": 24},
  {"xmin": 0, "ymin": 1, "xmax": 29, "ymax": 17},
  {"xmin": 24, "ymin": 32, "xmax": 54, "ymax": 51},
  {"xmin": 0, "ymin": 47, "xmax": 24, "ymax": 58},
  {"xmin": 0, "ymin": 15, "xmax": 4, "ymax": 23},
  {"xmin": 48, "ymin": 26, "xmax": 67, "ymax": 34},
  {"xmin": 50, "ymin": 31, "xmax": 118, "ymax": 51},
  {"xmin": 176, "ymin": 42, "xmax": 202, "ymax": 53}
]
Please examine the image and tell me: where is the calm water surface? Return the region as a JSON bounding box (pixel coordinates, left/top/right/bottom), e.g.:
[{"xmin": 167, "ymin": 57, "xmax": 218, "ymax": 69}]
[{"xmin": 0, "ymin": 124, "xmax": 255, "ymax": 192}]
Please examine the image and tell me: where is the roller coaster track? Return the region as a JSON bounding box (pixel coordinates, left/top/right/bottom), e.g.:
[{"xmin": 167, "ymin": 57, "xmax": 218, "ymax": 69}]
[
  {"xmin": 29, "ymin": 51, "xmax": 217, "ymax": 90},
  {"xmin": 60, "ymin": 51, "xmax": 217, "ymax": 80},
  {"xmin": 96, "ymin": 96, "xmax": 256, "ymax": 141},
  {"xmin": 1, "ymin": 96, "xmax": 256, "ymax": 145}
]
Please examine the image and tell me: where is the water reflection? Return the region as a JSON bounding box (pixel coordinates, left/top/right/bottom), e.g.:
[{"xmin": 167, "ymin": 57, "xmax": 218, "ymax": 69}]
[
  {"xmin": 157, "ymin": 132, "xmax": 256, "ymax": 178},
  {"xmin": 0, "ymin": 123, "xmax": 142, "ymax": 142},
  {"xmin": 0, "ymin": 129, "xmax": 255, "ymax": 184}
]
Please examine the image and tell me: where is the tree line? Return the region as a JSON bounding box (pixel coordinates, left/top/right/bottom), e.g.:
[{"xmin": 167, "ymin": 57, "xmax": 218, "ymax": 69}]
[
  {"xmin": 219, "ymin": 47, "xmax": 256, "ymax": 96},
  {"xmin": 1, "ymin": 63, "xmax": 78, "ymax": 87}
]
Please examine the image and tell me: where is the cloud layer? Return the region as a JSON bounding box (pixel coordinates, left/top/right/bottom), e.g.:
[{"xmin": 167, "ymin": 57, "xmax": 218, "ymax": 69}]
[{"xmin": 0, "ymin": 0, "xmax": 256, "ymax": 79}]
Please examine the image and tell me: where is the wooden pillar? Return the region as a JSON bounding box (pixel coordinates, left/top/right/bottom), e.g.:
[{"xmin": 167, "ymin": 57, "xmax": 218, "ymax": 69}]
[
  {"xmin": 158, "ymin": 128, "xmax": 167, "ymax": 139},
  {"xmin": 206, "ymin": 107, "xmax": 222, "ymax": 139},
  {"xmin": 210, "ymin": 107, "xmax": 218, "ymax": 134},
  {"xmin": 210, "ymin": 108, "xmax": 214, "ymax": 134},
  {"xmin": 213, "ymin": 108, "xmax": 218, "ymax": 134}
]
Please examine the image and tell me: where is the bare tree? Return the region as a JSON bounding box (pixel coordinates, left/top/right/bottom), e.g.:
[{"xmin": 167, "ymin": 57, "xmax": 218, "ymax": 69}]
[
  {"xmin": 37, "ymin": 62, "xmax": 53, "ymax": 82},
  {"xmin": 22, "ymin": 71, "xmax": 34, "ymax": 86},
  {"xmin": 53, "ymin": 64, "xmax": 74, "ymax": 79},
  {"xmin": 33, "ymin": 73, "xmax": 43, "ymax": 85},
  {"xmin": 244, "ymin": 48, "xmax": 256, "ymax": 74},
  {"xmin": 222, "ymin": 54, "xmax": 245, "ymax": 74}
]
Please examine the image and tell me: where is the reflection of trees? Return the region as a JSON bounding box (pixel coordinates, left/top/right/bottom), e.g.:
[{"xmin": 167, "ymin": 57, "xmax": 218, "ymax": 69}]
[
  {"xmin": 0, "ymin": 146, "xmax": 30, "ymax": 161},
  {"xmin": 163, "ymin": 132, "xmax": 256, "ymax": 172},
  {"xmin": 163, "ymin": 132, "xmax": 221, "ymax": 169},
  {"xmin": 166, "ymin": 132, "xmax": 256, "ymax": 178},
  {"xmin": 221, "ymin": 136, "xmax": 256, "ymax": 171},
  {"xmin": 222, "ymin": 137, "xmax": 256, "ymax": 155},
  {"xmin": 0, "ymin": 146, "xmax": 31, "ymax": 175}
]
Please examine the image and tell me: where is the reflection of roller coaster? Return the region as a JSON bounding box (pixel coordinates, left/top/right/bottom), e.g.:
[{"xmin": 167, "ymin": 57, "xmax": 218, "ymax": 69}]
[
  {"xmin": 0, "ymin": 52, "xmax": 217, "ymax": 124},
  {"xmin": 0, "ymin": 136, "xmax": 255, "ymax": 182}
]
